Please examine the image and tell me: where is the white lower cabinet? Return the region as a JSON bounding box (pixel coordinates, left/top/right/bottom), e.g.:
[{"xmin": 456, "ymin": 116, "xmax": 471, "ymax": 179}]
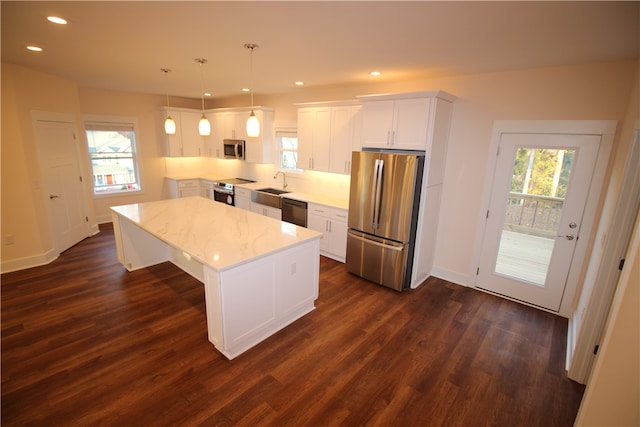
[
  {"xmin": 251, "ymin": 202, "xmax": 282, "ymax": 220},
  {"xmin": 167, "ymin": 178, "xmax": 201, "ymax": 198},
  {"xmin": 234, "ymin": 187, "xmax": 252, "ymax": 211},
  {"xmin": 201, "ymin": 180, "xmax": 215, "ymax": 199},
  {"xmin": 203, "ymin": 239, "xmax": 319, "ymax": 359},
  {"xmin": 307, "ymin": 203, "xmax": 348, "ymax": 262}
]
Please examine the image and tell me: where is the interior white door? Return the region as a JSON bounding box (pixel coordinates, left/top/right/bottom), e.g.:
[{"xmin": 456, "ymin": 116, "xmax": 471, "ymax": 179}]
[
  {"xmin": 476, "ymin": 132, "xmax": 600, "ymax": 311},
  {"xmin": 34, "ymin": 118, "xmax": 89, "ymax": 253}
]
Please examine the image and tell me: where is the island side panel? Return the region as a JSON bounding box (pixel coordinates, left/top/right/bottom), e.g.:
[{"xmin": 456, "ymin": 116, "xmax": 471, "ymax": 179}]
[
  {"xmin": 203, "ymin": 265, "xmax": 223, "ymax": 348},
  {"xmin": 111, "ymin": 212, "xmax": 171, "ymax": 271},
  {"xmin": 207, "ymin": 238, "xmax": 320, "ymax": 360}
]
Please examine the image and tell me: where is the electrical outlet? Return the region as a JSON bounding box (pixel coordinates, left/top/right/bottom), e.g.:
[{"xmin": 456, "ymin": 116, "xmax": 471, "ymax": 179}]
[{"xmin": 4, "ymin": 234, "xmax": 15, "ymax": 245}]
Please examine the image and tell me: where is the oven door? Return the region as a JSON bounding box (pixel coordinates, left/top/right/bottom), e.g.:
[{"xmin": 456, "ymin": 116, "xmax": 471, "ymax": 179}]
[{"xmin": 213, "ymin": 187, "xmax": 234, "ymax": 205}]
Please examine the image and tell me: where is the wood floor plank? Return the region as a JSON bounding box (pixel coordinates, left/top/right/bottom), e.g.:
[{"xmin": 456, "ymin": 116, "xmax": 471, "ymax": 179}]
[{"xmin": 1, "ymin": 223, "xmax": 585, "ymax": 426}]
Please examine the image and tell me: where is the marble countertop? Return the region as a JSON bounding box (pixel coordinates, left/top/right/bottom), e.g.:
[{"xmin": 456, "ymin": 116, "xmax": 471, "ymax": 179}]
[
  {"xmin": 111, "ymin": 196, "xmax": 321, "ymax": 271},
  {"xmin": 165, "ymin": 176, "xmax": 350, "ymax": 210}
]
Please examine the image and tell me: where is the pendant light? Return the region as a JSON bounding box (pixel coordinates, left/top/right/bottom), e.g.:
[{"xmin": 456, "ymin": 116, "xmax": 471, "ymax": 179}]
[
  {"xmin": 244, "ymin": 43, "xmax": 260, "ymax": 138},
  {"xmin": 195, "ymin": 58, "xmax": 211, "ymax": 136},
  {"xmin": 161, "ymin": 68, "xmax": 176, "ymax": 135}
]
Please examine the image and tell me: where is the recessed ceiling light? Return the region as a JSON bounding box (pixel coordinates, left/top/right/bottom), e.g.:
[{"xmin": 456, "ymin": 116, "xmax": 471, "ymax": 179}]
[
  {"xmin": 27, "ymin": 45, "xmax": 43, "ymax": 52},
  {"xmin": 369, "ymin": 71, "xmax": 381, "ymax": 76},
  {"xmin": 47, "ymin": 16, "xmax": 68, "ymax": 25},
  {"xmin": 242, "ymin": 88, "xmax": 250, "ymax": 92},
  {"xmin": 295, "ymin": 81, "xmax": 304, "ymax": 86},
  {"xmin": 204, "ymin": 92, "xmax": 212, "ymax": 97}
]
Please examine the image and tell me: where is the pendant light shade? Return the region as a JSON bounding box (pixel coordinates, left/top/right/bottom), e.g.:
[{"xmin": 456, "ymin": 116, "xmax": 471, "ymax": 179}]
[
  {"xmin": 195, "ymin": 58, "xmax": 211, "ymax": 136},
  {"xmin": 164, "ymin": 116, "xmax": 177, "ymax": 135},
  {"xmin": 199, "ymin": 114, "xmax": 211, "ymax": 136},
  {"xmin": 244, "ymin": 43, "xmax": 260, "ymax": 137},
  {"xmin": 161, "ymin": 68, "xmax": 176, "ymax": 135},
  {"xmin": 246, "ymin": 110, "xmax": 260, "ymax": 137}
]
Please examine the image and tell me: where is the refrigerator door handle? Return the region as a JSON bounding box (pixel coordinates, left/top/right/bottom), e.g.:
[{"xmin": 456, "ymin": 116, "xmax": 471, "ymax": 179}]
[
  {"xmin": 372, "ymin": 159, "xmax": 384, "ymax": 229},
  {"xmin": 348, "ymin": 231, "xmax": 403, "ymax": 251},
  {"xmin": 371, "ymin": 159, "xmax": 380, "ymax": 228}
]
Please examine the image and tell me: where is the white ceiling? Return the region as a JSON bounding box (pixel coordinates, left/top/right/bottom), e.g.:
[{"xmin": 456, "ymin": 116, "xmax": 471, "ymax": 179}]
[{"xmin": 2, "ymin": 1, "xmax": 639, "ymax": 101}]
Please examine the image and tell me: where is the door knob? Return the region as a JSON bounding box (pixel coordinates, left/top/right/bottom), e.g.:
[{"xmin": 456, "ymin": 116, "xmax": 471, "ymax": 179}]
[{"xmin": 563, "ymin": 234, "xmax": 575, "ymax": 241}]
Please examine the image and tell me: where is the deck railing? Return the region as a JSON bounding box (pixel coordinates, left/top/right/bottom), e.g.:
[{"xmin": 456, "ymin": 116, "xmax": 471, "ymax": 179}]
[{"xmin": 503, "ymin": 192, "xmax": 564, "ymax": 238}]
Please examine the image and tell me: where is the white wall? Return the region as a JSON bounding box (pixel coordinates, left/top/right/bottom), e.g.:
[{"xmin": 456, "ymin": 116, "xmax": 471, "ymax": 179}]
[
  {"xmin": 574, "ymin": 209, "xmax": 640, "ymax": 426},
  {"xmin": 2, "ymin": 60, "xmax": 636, "ymax": 291}
]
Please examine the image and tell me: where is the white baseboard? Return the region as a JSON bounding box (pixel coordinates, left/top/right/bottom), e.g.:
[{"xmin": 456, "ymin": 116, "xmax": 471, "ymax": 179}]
[
  {"xmin": 1, "ymin": 248, "xmax": 58, "ymax": 274},
  {"xmin": 96, "ymin": 214, "xmax": 112, "ymax": 224},
  {"xmin": 430, "ymin": 266, "xmax": 473, "ymax": 288}
]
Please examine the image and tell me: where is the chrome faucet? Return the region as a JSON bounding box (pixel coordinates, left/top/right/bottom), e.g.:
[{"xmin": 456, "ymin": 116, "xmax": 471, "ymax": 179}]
[{"xmin": 274, "ymin": 171, "xmax": 288, "ymax": 189}]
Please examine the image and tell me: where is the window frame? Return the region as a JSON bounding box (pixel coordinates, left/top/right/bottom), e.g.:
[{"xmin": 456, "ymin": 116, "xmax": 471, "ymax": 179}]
[
  {"xmin": 275, "ymin": 127, "xmax": 302, "ymax": 173},
  {"xmin": 83, "ymin": 115, "xmax": 142, "ymax": 198}
]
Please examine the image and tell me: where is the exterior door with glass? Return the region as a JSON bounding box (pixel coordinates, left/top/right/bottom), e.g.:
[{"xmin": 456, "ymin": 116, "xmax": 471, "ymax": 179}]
[{"xmin": 476, "ymin": 132, "xmax": 600, "ymax": 311}]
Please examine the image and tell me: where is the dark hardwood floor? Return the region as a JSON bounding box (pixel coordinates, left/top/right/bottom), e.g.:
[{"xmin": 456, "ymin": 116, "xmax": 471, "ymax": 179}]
[{"xmin": 1, "ymin": 223, "xmax": 584, "ymax": 426}]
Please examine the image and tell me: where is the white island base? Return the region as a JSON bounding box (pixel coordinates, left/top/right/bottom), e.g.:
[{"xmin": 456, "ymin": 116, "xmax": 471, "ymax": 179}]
[{"xmin": 111, "ymin": 197, "xmax": 321, "ymax": 360}]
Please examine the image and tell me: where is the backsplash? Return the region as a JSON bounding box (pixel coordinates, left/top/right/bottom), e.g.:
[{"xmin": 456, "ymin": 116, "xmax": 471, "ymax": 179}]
[{"xmin": 164, "ymin": 157, "xmax": 351, "ymax": 201}]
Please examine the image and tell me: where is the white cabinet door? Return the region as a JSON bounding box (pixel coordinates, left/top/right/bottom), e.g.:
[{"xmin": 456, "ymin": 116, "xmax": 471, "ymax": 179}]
[
  {"xmin": 328, "ymin": 217, "xmax": 348, "ymax": 259},
  {"xmin": 251, "ymin": 203, "xmax": 281, "ymax": 220},
  {"xmin": 178, "ymin": 179, "xmax": 201, "ymax": 197},
  {"xmin": 360, "ymin": 97, "xmax": 431, "ymax": 151},
  {"xmin": 234, "ymin": 187, "xmax": 252, "ymax": 211},
  {"xmin": 205, "ymin": 112, "xmax": 222, "ymax": 157},
  {"xmin": 162, "ymin": 109, "xmax": 184, "ymax": 157},
  {"xmin": 392, "ymin": 98, "xmax": 431, "ymax": 150},
  {"xmin": 307, "ymin": 203, "xmax": 348, "ymax": 262},
  {"xmin": 245, "ymin": 109, "xmax": 274, "ymax": 164},
  {"xmin": 297, "ymin": 107, "xmax": 331, "ymax": 171},
  {"xmin": 329, "ymin": 105, "xmax": 361, "ymax": 174},
  {"xmin": 179, "ymin": 111, "xmax": 205, "ymax": 157},
  {"xmin": 307, "ymin": 210, "xmax": 330, "ymax": 253},
  {"xmin": 361, "ymin": 100, "xmax": 395, "ymax": 149}
]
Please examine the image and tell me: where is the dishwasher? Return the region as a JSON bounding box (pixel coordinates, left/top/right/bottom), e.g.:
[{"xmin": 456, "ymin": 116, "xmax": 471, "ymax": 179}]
[{"xmin": 281, "ymin": 197, "xmax": 307, "ymax": 227}]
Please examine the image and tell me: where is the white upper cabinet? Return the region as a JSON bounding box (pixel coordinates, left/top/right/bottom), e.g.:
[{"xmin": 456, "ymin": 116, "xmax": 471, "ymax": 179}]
[
  {"xmin": 357, "ymin": 91, "xmax": 456, "ymax": 152},
  {"xmin": 297, "ymin": 106, "xmax": 331, "ymax": 171},
  {"xmin": 179, "ymin": 110, "xmax": 206, "ymax": 157},
  {"xmin": 297, "ymin": 102, "xmax": 361, "ymax": 175},
  {"xmin": 244, "ymin": 108, "xmax": 274, "ymax": 164},
  {"xmin": 161, "ymin": 106, "xmax": 273, "ymax": 162},
  {"xmin": 329, "ymin": 105, "xmax": 361, "ymax": 175},
  {"xmin": 160, "ymin": 108, "xmax": 205, "ymax": 157}
]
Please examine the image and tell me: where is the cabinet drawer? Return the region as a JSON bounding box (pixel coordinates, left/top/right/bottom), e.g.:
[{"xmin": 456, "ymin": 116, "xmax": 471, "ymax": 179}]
[
  {"xmin": 235, "ymin": 187, "xmax": 252, "ymax": 198},
  {"xmin": 178, "ymin": 179, "xmax": 200, "ymax": 189},
  {"xmin": 331, "ymin": 209, "xmax": 348, "ymax": 222},
  {"xmin": 308, "ymin": 204, "xmax": 330, "ymax": 217}
]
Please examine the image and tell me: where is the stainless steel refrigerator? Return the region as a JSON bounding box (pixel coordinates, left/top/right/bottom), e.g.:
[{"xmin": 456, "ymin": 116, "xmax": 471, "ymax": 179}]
[{"xmin": 346, "ymin": 149, "xmax": 425, "ymax": 291}]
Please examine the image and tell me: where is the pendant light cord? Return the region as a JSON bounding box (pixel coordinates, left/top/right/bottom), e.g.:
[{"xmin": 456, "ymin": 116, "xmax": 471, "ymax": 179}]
[
  {"xmin": 197, "ymin": 59, "xmax": 207, "ymax": 113},
  {"xmin": 250, "ymin": 47, "xmax": 254, "ymax": 108},
  {"xmin": 161, "ymin": 68, "xmax": 171, "ymax": 108}
]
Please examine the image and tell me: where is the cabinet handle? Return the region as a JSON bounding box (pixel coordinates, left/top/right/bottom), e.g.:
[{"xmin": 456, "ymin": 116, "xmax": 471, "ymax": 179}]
[
  {"xmin": 386, "ymin": 131, "xmax": 390, "ymax": 146},
  {"xmin": 329, "ymin": 220, "xmax": 332, "ymax": 232},
  {"xmin": 390, "ymin": 130, "xmax": 395, "ymax": 146}
]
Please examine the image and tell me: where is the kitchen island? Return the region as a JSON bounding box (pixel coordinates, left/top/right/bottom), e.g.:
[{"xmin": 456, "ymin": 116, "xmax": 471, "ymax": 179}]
[{"xmin": 110, "ymin": 196, "xmax": 321, "ymax": 359}]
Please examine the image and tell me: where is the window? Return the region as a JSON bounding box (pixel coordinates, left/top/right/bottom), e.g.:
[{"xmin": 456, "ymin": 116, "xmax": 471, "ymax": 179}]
[
  {"xmin": 84, "ymin": 118, "xmax": 141, "ymax": 195},
  {"xmin": 276, "ymin": 129, "xmax": 299, "ymax": 171}
]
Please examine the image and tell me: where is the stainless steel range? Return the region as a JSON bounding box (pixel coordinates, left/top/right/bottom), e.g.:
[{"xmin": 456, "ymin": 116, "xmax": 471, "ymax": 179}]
[{"xmin": 211, "ymin": 178, "xmax": 255, "ymax": 206}]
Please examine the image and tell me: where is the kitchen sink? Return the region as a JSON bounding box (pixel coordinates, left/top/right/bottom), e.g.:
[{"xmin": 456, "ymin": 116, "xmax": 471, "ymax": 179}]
[
  {"xmin": 257, "ymin": 187, "xmax": 290, "ymax": 195},
  {"xmin": 252, "ymin": 187, "xmax": 291, "ymax": 209}
]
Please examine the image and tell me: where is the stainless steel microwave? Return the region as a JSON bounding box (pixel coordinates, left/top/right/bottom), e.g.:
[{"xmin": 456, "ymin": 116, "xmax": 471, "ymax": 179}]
[{"xmin": 223, "ymin": 139, "xmax": 245, "ymax": 160}]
